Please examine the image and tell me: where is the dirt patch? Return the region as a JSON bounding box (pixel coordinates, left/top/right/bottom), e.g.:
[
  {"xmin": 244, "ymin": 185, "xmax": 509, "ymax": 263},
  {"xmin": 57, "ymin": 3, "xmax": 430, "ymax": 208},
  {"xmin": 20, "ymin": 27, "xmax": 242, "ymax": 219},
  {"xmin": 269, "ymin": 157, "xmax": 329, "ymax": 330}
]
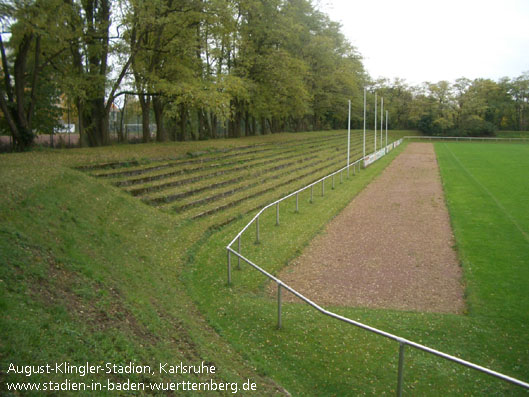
[{"xmin": 276, "ymin": 143, "xmax": 465, "ymax": 313}]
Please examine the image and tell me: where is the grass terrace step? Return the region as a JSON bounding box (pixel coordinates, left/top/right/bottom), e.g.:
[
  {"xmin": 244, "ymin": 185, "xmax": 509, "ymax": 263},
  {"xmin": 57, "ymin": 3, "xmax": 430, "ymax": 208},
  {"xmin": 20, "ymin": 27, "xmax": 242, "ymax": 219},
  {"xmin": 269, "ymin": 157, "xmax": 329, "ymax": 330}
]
[
  {"xmin": 80, "ymin": 140, "xmax": 284, "ymax": 173},
  {"xmin": 112, "ymin": 137, "xmax": 344, "ymax": 187},
  {"xmin": 187, "ymin": 153, "xmax": 366, "ymax": 229},
  {"xmin": 152, "ymin": 151, "xmax": 336, "ymax": 211},
  {"xmin": 170, "ymin": 155, "xmax": 326, "ymax": 213},
  {"xmin": 75, "ymin": 159, "xmax": 143, "ymax": 171},
  {"xmin": 145, "ymin": 154, "xmax": 321, "ymax": 207},
  {"xmin": 147, "ymin": 145, "xmax": 351, "ymax": 208},
  {"xmin": 134, "ymin": 142, "xmax": 347, "ymax": 200},
  {"xmin": 90, "ymin": 133, "xmax": 347, "ymax": 178},
  {"xmin": 181, "ymin": 153, "xmax": 357, "ymax": 222},
  {"xmin": 131, "ymin": 136, "xmax": 378, "ymax": 223}
]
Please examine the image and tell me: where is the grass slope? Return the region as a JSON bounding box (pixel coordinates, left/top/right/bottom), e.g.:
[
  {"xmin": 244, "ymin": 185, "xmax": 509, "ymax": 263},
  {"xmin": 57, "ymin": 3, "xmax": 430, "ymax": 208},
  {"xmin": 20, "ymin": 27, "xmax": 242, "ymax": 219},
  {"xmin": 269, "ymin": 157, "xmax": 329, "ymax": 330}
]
[
  {"xmin": 0, "ymin": 130, "xmax": 407, "ymax": 395},
  {"xmin": 1, "ymin": 134, "xmax": 328, "ymax": 395},
  {"xmin": 8, "ymin": 131, "xmax": 526, "ymax": 396},
  {"xmin": 186, "ymin": 142, "xmax": 529, "ymax": 395}
]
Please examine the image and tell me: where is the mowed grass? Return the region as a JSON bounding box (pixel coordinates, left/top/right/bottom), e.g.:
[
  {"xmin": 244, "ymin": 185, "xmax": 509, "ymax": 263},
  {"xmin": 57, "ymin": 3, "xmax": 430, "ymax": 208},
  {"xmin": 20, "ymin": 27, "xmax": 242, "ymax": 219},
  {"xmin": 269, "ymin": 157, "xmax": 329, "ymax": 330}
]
[
  {"xmin": 0, "ymin": 129, "xmax": 408, "ymax": 396},
  {"xmin": 0, "ymin": 148, "xmax": 288, "ymax": 395},
  {"xmin": 6, "ymin": 130, "xmax": 527, "ymax": 395},
  {"xmin": 185, "ymin": 142, "xmax": 529, "ymax": 395},
  {"xmin": 435, "ymin": 143, "xmax": 529, "ymax": 322}
]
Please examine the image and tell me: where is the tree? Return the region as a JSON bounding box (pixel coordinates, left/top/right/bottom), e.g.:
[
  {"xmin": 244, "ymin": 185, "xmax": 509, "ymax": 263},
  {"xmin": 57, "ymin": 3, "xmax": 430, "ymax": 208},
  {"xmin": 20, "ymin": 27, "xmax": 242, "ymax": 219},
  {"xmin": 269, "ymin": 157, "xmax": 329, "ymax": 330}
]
[
  {"xmin": 0, "ymin": 0, "xmax": 67, "ymax": 150},
  {"xmin": 510, "ymin": 72, "xmax": 529, "ymax": 131}
]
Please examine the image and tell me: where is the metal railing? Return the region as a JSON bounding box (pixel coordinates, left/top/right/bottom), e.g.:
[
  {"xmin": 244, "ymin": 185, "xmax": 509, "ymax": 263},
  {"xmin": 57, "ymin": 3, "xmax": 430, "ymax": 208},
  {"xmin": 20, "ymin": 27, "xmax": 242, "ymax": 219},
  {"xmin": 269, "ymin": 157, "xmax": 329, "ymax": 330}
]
[
  {"xmin": 224, "ymin": 141, "xmax": 529, "ymax": 396},
  {"xmin": 404, "ymin": 135, "xmax": 529, "ymax": 142}
]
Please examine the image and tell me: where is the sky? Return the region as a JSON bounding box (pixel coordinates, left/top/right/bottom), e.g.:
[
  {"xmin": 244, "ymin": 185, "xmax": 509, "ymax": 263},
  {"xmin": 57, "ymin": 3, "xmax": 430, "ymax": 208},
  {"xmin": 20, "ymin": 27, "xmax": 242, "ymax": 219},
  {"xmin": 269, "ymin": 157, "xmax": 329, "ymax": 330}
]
[{"xmin": 320, "ymin": 0, "xmax": 529, "ymax": 85}]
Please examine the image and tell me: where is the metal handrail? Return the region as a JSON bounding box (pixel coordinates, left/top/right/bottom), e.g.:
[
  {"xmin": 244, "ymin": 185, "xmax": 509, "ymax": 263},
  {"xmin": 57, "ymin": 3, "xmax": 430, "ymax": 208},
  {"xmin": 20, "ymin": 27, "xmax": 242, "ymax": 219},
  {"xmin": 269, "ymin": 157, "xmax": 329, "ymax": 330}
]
[
  {"xmin": 404, "ymin": 135, "xmax": 529, "ymax": 142},
  {"xmin": 227, "ymin": 248, "xmax": 529, "ymax": 391},
  {"xmin": 227, "ymin": 157, "xmax": 364, "ymax": 249},
  {"xmin": 224, "ymin": 139, "xmax": 529, "ymax": 395}
]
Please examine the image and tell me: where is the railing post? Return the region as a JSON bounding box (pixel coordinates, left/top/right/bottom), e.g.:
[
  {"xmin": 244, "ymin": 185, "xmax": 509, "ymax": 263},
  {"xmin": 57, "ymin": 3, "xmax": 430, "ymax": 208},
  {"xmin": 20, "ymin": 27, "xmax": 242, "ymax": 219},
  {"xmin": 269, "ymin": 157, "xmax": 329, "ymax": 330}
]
[
  {"xmin": 296, "ymin": 193, "xmax": 299, "ymax": 213},
  {"xmin": 227, "ymin": 249, "xmax": 231, "ymax": 285},
  {"xmin": 397, "ymin": 342, "xmax": 406, "ymax": 397},
  {"xmin": 277, "ymin": 283, "xmax": 282, "ymax": 329},
  {"xmin": 237, "ymin": 236, "xmax": 241, "ymax": 269},
  {"xmin": 276, "ymin": 202, "xmax": 279, "ymax": 226},
  {"xmin": 256, "ymin": 216, "xmax": 260, "ymax": 243},
  {"xmin": 322, "ymin": 179, "xmax": 325, "ymax": 196},
  {"xmin": 310, "ymin": 185, "xmax": 313, "ymax": 203},
  {"xmin": 340, "ymin": 170, "xmax": 343, "ymax": 183},
  {"xmin": 353, "ymin": 162, "xmax": 356, "ymax": 176}
]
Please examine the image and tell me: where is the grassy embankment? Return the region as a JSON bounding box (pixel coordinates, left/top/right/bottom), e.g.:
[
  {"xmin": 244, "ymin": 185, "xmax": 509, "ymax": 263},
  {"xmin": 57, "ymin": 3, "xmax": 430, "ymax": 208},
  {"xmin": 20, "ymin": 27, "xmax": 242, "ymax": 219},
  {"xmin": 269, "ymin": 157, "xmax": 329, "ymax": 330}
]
[
  {"xmin": 5, "ymin": 130, "xmax": 526, "ymax": 395},
  {"xmin": 1, "ymin": 130, "xmax": 405, "ymax": 395}
]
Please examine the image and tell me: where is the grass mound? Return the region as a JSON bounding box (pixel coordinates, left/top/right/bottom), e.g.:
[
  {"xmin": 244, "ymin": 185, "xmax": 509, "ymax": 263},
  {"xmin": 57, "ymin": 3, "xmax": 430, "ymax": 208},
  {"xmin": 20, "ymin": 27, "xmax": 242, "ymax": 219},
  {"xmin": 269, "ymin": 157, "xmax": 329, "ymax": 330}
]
[{"xmin": 0, "ymin": 138, "xmax": 304, "ymax": 395}]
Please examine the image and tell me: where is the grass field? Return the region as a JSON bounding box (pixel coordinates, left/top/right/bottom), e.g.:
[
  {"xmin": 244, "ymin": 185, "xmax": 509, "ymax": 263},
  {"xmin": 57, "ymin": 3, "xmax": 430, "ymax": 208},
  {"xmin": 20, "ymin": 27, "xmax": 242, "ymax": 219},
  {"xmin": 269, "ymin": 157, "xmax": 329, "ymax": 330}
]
[
  {"xmin": 1, "ymin": 132, "xmax": 528, "ymax": 396},
  {"xmin": 435, "ymin": 143, "xmax": 529, "ymax": 321},
  {"xmin": 186, "ymin": 141, "xmax": 529, "ymax": 395}
]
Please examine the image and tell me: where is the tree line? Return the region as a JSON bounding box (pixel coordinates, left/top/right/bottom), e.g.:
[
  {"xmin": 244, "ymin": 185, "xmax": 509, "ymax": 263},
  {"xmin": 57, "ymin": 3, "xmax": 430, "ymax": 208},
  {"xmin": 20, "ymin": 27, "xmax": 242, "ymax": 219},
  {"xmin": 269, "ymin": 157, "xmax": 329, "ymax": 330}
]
[
  {"xmin": 0, "ymin": 0, "xmax": 367, "ymax": 150},
  {"xmin": 373, "ymin": 75, "xmax": 529, "ymax": 136},
  {"xmin": 0, "ymin": 1, "xmax": 527, "ymax": 151}
]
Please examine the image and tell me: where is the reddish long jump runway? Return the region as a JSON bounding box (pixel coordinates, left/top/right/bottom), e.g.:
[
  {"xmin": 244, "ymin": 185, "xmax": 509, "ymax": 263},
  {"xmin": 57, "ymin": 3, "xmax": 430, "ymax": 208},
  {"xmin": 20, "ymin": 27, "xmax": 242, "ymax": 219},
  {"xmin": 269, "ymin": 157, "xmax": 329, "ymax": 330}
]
[{"xmin": 278, "ymin": 143, "xmax": 465, "ymax": 313}]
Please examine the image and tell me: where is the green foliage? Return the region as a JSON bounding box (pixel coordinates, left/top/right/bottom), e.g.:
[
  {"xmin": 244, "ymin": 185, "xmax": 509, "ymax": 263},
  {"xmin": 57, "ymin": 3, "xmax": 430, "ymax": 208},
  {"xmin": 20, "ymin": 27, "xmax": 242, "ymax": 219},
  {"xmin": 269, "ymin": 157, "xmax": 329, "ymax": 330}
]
[
  {"xmin": 378, "ymin": 74, "xmax": 529, "ymax": 136},
  {"xmin": 2, "ymin": 0, "xmax": 370, "ymax": 145},
  {"xmin": 458, "ymin": 115, "xmax": 496, "ymax": 136},
  {"xmin": 0, "ymin": 0, "xmax": 68, "ymax": 149},
  {"xmin": 2, "ymin": 0, "xmax": 527, "ymax": 146}
]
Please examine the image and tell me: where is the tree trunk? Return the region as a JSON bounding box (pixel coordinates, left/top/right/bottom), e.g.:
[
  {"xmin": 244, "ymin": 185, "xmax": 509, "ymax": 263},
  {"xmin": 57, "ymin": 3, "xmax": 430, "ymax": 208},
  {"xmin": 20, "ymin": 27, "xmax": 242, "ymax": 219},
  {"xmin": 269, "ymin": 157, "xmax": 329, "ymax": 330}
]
[
  {"xmin": 153, "ymin": 96, "xmax": 166, "ymax": 142},
  {"xmin": 271, "ymin": 117, "xmax": 279, "ymax": 133},
  {"xmin": 138, "ymin": 94, "xmax": 151, "ymax": 143},
  {"xmin": 117, "ymin": 110, "xmax": 124, "ymax": 143},
  {"xmin": 245, "ymin": 111, "xmax": 252, "ymax": 136},
  {"xmin": 210, "ymin": 112, "xmax": 218, "ymax": 138},
  {"xmin": 82, "ymin": 97, "xmax": 109, "ymax": 146},
  {"xmin": 0, "ymin": 32, "xmax": 39, "ymax": 150},
  {"xmin": 198, "ymin": 109, "xmax": 207, "ymax": 140},
  {"xmin": 178, "ymin": 103, "xmax": 187, "ymax": 141}
]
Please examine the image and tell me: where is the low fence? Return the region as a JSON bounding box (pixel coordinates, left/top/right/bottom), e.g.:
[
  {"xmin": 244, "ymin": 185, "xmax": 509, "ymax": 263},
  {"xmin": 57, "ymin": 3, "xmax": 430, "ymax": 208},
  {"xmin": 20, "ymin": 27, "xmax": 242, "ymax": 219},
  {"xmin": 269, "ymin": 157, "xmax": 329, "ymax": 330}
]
[
  {"xmin": 225, "ymin": 139, "xmax": 529, "ymax": 396},
  {"xmin": 364, "ymin": 138, "xmax": 403, "ymax": 167},
  {"xmin": 404, "ymin": 135, "xmax": 529, "ymax": 143}
]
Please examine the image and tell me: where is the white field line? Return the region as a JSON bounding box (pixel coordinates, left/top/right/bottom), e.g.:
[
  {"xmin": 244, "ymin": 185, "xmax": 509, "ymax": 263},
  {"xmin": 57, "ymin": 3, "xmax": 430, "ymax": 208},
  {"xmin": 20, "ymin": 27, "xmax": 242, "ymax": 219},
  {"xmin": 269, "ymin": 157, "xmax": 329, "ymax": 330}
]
[{"xmin": 443, "ymin": 143, "xmax": 529, "ymax": 246}]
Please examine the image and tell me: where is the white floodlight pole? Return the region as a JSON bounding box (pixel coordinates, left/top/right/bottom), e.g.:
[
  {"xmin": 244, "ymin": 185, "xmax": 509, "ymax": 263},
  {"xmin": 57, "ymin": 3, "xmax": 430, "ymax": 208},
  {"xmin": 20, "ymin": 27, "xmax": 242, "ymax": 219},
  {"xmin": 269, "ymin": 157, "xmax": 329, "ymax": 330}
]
[
  {"xmin": 374, "ymin": 93, "xmax": 377, "ymax": 152},
  {"xmin": 386, "ymin": 110, "xmax": 388, "ymax": 149},
  {"xmin": 347, "ymin": 99, "xmax": 351, "ymax": 175},
  {"xmin": 363, "ymin": 88, "xmax": 366, "ymax": 159},
  {"xmin": 380, "ymin": 97, "xmax": 383, "ymax": 150}
]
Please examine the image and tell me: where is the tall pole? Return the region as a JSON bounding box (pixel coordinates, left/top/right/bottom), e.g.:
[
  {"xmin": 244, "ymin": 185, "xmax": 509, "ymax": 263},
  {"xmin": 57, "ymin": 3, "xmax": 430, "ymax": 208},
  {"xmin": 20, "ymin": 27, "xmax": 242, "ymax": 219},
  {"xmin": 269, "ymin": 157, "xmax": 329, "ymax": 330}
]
[
  {"xmin": 380, "ymin": 97, "xmax": 384, "ymax": 150},
  {"xmin": 67, "ymin": 97, "xmax": 71, "ymax": 147},
  {"xmin": 386, "ymin": 110, "xmax": 388, "ymax": 149},
  {"xmin": 363, "ymin": 88, "xmax": 366, "ymax": 159},
  {"xmin": 347, "ymin": 99, "xmax": 351, "ymax": 170},
  {"xmin": 374, "ymin": 93, "xmax": 377, "ymax": 152}
]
